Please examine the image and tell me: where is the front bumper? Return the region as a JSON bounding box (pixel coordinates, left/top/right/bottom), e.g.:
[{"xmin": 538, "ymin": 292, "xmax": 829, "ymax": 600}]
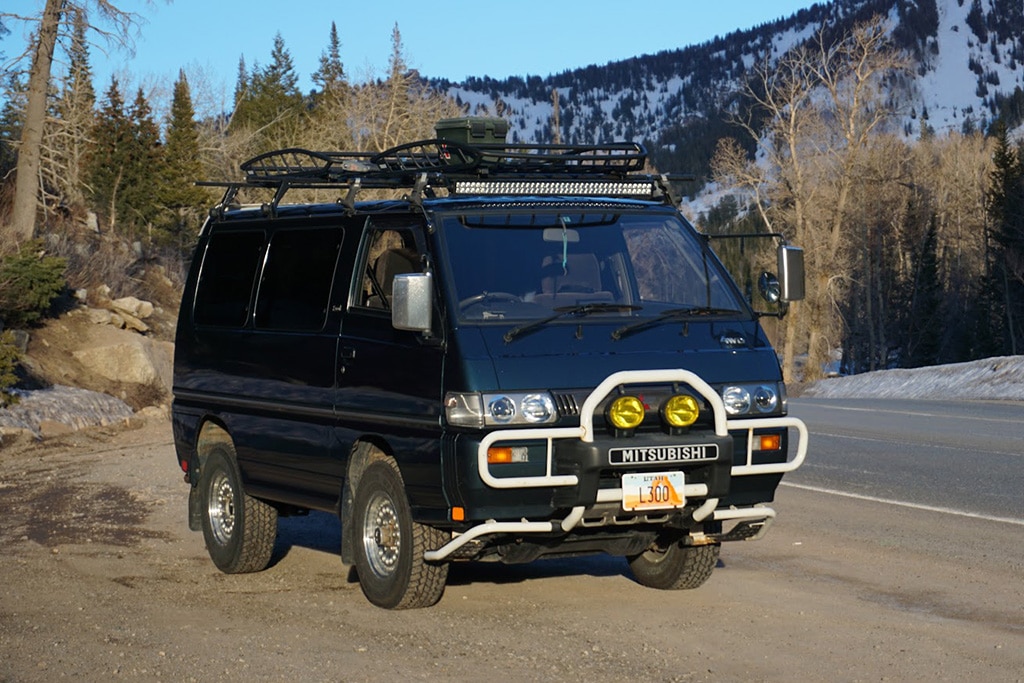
[{"xmin": 426, "ymin": 369, "xmax": 808, "ymax": 562}]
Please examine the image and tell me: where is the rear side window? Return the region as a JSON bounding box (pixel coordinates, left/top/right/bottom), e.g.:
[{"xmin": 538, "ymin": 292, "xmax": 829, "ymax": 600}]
[
  {"xmin": 193, "ymin": 230, "xmax": 265, "ymax": 327},
  {"xmin": 254, "ymin": 227, "xmax": 343, "ymax": 331}
]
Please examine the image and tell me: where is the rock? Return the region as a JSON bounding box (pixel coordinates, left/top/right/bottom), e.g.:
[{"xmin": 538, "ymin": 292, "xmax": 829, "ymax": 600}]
[
  {"xmin": 111, "ymin": 296, "xmax": 155, "ymax": 320},
  {"xmin": 38, "ymin": 420, "xmax": 75, "ymax": 439},
  {"xmin": 72, "ymin": 339, "xmax": 160, "ymax": 387},
  {"xmin": 86, "ymin": 308, "xmax": 116, "ymax": 326},
  {"xmin": 118, "ymin": 311, "xmax": 150, "ymax": 334},
  {"xmin": 9, "ymin": 330, "xmax": 30, "ymax": 353}
]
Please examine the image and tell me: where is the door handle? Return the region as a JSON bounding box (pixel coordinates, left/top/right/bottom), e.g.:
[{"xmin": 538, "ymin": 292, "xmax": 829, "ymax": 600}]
[{"xmin": 339, "ymin": 346, "xmax": 356, "ymax": 375}]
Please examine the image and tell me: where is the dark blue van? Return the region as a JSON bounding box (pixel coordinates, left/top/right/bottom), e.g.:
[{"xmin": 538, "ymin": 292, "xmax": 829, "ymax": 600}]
[{"xmin": 172, "ymin": 119, "xmax": 808, "ymax": 609}]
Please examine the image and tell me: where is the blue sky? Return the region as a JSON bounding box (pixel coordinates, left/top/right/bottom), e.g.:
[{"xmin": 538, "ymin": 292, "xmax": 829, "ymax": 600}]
[{"xmin": 4, "ymin": 0, "xmax": 816, "ymax": 93}]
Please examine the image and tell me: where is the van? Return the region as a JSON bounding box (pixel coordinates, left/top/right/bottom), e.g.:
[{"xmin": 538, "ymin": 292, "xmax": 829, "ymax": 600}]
[{"xmin": 172, "ymin": 119, "xmax": 808, "ymax": 609}]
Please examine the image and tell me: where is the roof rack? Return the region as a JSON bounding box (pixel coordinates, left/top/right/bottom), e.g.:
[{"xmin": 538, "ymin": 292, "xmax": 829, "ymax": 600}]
[{"xmin": 202, "ymin": 138, "xmax": 688, "ymax": 214}]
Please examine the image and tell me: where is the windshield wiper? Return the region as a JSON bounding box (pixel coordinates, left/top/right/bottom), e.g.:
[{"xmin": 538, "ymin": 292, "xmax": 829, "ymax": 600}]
[
  {"xmin": 610, "ymin": 306, "xmax": 742, "ymax": 341},
  {"xmin": 504, "ymin": 303, "xmax": 642, "ymax": 343}
]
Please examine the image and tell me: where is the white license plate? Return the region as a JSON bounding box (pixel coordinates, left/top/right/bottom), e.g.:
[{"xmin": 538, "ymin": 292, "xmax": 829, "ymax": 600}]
[{"xmin": 621, "ymin": 471, "xmax": 685, "ymax": 512}]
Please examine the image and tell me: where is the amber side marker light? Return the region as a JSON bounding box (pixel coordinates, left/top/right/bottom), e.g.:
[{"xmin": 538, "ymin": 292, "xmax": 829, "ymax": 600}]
[
  {"xmin": 451, "ymin": 507, "xmax": 465, "ymax": 522},
  {"xmin": 487, "ymin": 446, "xmax": 529, "ymax": 464},
  {"xmin": 759, "ymin": 434, "xmax": 782, "ymax": 451}
]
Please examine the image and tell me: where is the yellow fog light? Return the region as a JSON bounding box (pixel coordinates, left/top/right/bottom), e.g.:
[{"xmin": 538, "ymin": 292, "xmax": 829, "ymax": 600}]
[
  {"xmin": 607, "ymin": 395, "xmax": 645, "ymax": 430},
  {"xmin": 663, "ymin": 394, "xmax": 700, "ymax": 428}
]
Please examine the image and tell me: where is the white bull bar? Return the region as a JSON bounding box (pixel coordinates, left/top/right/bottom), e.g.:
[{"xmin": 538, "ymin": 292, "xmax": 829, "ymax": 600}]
[{"xmin": 424, "ymin": 369, "xmax": 807, "ymax": 562}]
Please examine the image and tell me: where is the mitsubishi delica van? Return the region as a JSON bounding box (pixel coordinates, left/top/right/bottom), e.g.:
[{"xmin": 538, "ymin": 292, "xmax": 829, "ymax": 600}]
[{"xmin": 172, "ymin": 117, "xmax": 808, "ymax": 609}]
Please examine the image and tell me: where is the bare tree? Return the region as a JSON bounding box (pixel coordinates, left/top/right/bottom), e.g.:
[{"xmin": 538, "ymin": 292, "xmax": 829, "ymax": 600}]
[
  {"xmin": 348, "ymin": 24, "xmax": 463, "ymax": 153},
  {"xmin": 714, "ymin": 16, "xmax": 909, "ymax": 380},
  {"xmin": 3, "ymin": 1, "xmax": 143, "ymax": 248}
]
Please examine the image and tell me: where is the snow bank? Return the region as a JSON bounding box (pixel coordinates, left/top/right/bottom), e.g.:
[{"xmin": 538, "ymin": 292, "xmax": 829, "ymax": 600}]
[{"xmin": 802, "ymin": 356, "xmax": 1024, "ymax": 401}]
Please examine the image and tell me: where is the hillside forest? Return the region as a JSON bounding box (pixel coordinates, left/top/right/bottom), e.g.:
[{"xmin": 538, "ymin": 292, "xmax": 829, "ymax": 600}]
[{"xmin": 1, "ymin": 2, "xmax": 1023, "ymax": 384}]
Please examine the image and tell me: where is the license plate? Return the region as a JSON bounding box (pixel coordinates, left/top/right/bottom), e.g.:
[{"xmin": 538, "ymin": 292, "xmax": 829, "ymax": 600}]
[{"xmin": 621, "ymin": 471, "xmax": 685, "ymax": 512}]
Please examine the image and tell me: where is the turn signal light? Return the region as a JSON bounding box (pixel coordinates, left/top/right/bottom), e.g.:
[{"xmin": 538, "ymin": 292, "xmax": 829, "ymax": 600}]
[
  {"xmin": 487, "ymin": 446, "xmax": 529, "ymax": 464},
  {"xmin": 607, "ymin": 395, "xmax": 645, "ymax": 430},
  {"xmin": 758, "ymin": 434, "xmax": 782, "ymax": 451}
]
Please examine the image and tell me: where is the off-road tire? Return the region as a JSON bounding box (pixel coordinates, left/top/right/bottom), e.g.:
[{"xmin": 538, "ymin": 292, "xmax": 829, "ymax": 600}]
[
  {"xmin": 628, "ymin": 540, "xmax": 719, "ymax": 590},
  {"xmin": 199, "ymin": 443, "xmax": 277, "ymax": 574},
  {"xmin": 353, "ymin": 459, "xmax": 448, "ymax": 609}
]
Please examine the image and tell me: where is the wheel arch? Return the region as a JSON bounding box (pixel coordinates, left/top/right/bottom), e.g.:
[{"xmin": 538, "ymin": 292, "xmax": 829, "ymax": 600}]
[{"xmin": 340, "ymin": 437, "xmax": 396, "ymax": 565}]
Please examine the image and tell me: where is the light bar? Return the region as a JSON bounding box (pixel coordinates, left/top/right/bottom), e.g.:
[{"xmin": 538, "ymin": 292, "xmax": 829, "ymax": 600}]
[{"xmin": 453, "ymin": 179, "xmax": 656, "ymax": 197}]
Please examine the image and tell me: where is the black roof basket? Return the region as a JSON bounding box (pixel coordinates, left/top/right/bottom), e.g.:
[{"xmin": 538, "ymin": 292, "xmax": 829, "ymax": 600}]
[{"xmin": 202, "ymin": 137, "xmax": 688, "ymax": 213}]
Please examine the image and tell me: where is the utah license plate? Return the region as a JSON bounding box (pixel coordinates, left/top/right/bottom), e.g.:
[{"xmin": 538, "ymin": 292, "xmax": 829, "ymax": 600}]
[{"xmin": 621, "ymin": 471, "xmax": 685, "ymax": 512}]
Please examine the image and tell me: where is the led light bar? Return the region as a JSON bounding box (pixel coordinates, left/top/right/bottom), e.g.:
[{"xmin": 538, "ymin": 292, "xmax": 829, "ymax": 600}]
[{"xmin": 453, "ymin": 179, "xmax": 656, "ymax": 197}]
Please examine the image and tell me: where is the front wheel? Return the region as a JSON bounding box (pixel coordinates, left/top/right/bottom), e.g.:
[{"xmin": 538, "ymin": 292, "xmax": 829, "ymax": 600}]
[
  {"xmin": 353, "ymin": 459, "xmax": 448, "ymax": 609},
  {"xmin": 628, "ymin": 539, "xmax": 719, "ymax": 590},
  {"xmin": 199, "ymin": 443, "xmax": 277, "ymax": 574}
]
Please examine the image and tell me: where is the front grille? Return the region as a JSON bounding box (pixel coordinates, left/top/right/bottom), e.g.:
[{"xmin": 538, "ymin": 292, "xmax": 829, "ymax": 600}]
[{"xmin": 554, "ymin": 392, "xmax": 580, "ymax": 416}]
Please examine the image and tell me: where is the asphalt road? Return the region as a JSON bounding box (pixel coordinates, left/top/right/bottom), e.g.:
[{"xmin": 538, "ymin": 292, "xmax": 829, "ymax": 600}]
[{"xmin": 787, "ymin": 398, "xmax": 1024, "ymax": 523}]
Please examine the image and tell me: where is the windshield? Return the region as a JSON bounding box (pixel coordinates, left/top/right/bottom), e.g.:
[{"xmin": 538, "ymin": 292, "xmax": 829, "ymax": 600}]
[{"xmin": 439, "ymin": 210, "xmax": 747, "ymax": 323}]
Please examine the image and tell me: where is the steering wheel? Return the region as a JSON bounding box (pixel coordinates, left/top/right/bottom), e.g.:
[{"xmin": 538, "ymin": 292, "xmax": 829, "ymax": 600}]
[{"xmin": 458, "ymin": 291, "xmax": 521, "ymax": 309}]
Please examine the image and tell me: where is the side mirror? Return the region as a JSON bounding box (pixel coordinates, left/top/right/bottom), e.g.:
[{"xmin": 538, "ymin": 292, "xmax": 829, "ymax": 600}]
[
  {"xmin": 777, "ymin": 245, "xmax": 805, "ymax": 302},
  {"xmin": 392, "ymin": 272, "xmax": 433, "ymax": 332}
]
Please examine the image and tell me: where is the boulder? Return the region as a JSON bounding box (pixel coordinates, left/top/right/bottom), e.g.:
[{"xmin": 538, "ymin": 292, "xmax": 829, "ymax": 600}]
[
  {"xmin": 110, "ymin": 296, "xmax": 155, "ymax": 320},
  {"xmin": 71, "ymin": 335, "xmax": 173, "ymax": 393}
]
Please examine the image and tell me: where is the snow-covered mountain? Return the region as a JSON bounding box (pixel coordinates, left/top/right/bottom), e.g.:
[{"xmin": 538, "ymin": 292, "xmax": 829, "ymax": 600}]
[{"xmin": 431, "ymin": 0, "xmax": 1024, "ymax": 179}]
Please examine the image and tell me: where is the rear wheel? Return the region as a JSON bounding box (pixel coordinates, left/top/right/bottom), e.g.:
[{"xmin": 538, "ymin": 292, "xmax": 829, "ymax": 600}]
[
  {"xmin": 628, "ymin": 539, "xmax": 719, "ymax": 590},
  {"xmin": 199, "ymin": 443, "xmax": 277, "ymax": 574},
  {"xmin": 353, "ymin": 459, "xmax": 448, "ymax": 609}
]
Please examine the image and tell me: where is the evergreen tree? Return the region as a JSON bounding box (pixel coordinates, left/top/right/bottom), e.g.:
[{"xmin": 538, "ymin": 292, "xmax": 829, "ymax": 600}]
[
  {"xmin": 985, "ymin": 123, "xmax": 1024, "ymax": 354},
  {"xmin": 906, "ymin": 217, "xmax": 942, "ymax": 367},
  {"xmin": 87, "ymin": 77, "xmax": 132, "ymax": 232},
  {"xmin": 307, "ymin": 22, "xmax": 351, "ymax": 148},
  {"xmin": 312, "ymin": 22, "xmax": 346, "ymax": 96},
  {"xmin": 230, "ymin": 33, "xmax": 305, "ymax": 149},
  {"xmin": 0, "ymin": 73, "xmax": 26, "ymax": 176},
  {"xmin": 160, "ymin": 70, "xmax": 209, "ymax": 247},
  {"xmin": 233, "ymin": 55, "xmax": 249, "ymax": 106},
  {"xmin": 125, "ymin": 86, "xmax": 163, "ymax": 230},
  {"xmin": 51, "ymin": 7, "xmax": 96, "ymax": 208}
]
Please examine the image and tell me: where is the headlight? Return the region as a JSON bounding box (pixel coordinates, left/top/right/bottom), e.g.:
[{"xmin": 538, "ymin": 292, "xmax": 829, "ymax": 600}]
[
  {"xmin": 722, "ymin": 386, "xmax": 751, "ymax": 415},
  {"xmin": 445, "ymin": 391, "xmax": 558, "ymax": 427},
  {"xmin": 753, "ymin": 385, "xmax": 778, "ymax": 413},
  {"xmin": 721, "ymin": 383, "xmax": 783, "ymax": 416}
]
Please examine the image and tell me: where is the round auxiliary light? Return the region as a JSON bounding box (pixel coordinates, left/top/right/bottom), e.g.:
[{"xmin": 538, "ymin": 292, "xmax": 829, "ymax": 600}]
[
  {"xmin": 607, "ymin": 395, "xmax": 646, "ymax": 430},
  {"xmin": 662, "ymin": 394, "xmax": 700, "ymax": 428},
  {"xmin": 722, "ymin": 386, "xmax": 752, "ymax": 415}
]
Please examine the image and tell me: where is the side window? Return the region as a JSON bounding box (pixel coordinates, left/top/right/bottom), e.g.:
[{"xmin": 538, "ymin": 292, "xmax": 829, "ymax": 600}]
[
  {"xmin": 254, "ymin": 227, "xmax": 344, "ymax": 331},
  {"xmin": 354, "ymin": 228, "xmax": 421, "ymax": 310},
  {"xmin": 193, "ymin": 230, "xmax": 265, "ymax": 327}
]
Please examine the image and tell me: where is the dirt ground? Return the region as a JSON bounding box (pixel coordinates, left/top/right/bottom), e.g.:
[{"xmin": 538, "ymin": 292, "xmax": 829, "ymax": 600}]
[{"xmin": 1, "ymin": 416, "xmax": 1021, "ymax": 682}]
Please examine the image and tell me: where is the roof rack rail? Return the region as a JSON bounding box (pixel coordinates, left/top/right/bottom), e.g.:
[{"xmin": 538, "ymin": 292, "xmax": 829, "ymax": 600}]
[{"xmin": 205, "ymin": 138, "xmax": 665, "ymax": 213}]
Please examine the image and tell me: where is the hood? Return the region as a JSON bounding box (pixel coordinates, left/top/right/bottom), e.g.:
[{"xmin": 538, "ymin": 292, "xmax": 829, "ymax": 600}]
[{"xmin": 451, "ymin": 318, "xmax": 780, "ymax": 392}]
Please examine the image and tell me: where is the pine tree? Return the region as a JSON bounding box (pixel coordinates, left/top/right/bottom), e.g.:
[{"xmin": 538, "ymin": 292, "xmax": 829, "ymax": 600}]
[
  {"xmin": 906, "ymin": 217, "xmax": 942, "ymax": 367},
  {"xmin": 160, "ymin": 70, "xmax": 210, "ymax": 247},
  {"xmin": 312, "ymin": 22, "xmax": 346, "ymax": 96},
  {"xmin": 125, "ymin": 87, "xmax": 163, "ymax": 231},
  {"xmin": 87, "ymin": 77, "xmax": 132, "ymax": 232},
  {"xmin": 230, "ymin": 33, "xmax": 305, "ymax": 149},
  {"xmin": 307, "ymin": 22, "xmax": 351, "ymax": 148},
  {"xmin": 985, "ymin": 123, "xmax": 1024, "ymax": 354},
  {"xmin": 51, "ymin": 7, "xmax": 96, "ymax": 209}
]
